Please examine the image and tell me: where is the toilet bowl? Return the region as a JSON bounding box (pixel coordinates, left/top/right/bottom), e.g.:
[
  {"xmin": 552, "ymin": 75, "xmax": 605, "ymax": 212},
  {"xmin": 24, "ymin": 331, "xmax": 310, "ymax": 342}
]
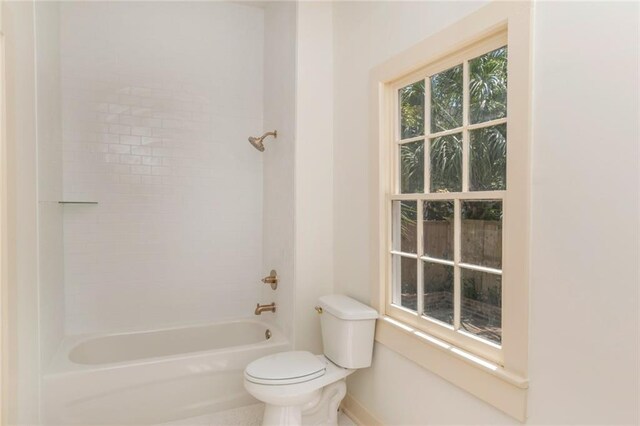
[
  {"xmin": 243, "ymin": 295, "xmax": 378, "ymax": 426},
  {"xmin": 244, "ymin": 351, "xmax": 352, "ymax": 425}
]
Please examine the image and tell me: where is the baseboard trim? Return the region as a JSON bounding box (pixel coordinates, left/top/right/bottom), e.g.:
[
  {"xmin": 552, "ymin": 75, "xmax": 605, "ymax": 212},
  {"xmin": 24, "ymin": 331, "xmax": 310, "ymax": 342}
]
[{"xmin": 341, "ymin": 393, "xmax": 383, "ymax": 426}]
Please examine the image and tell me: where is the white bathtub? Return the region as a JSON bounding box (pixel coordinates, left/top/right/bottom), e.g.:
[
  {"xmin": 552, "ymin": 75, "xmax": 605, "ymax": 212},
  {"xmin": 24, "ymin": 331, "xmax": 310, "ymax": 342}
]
[{"xmin": 43, "ymin": 319, "xmax": 288, "ymax": 425}]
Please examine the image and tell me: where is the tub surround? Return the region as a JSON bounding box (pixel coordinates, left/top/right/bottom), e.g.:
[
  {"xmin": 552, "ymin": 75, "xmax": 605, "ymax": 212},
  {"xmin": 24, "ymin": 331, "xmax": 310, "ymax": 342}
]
[
  {"xmin": 60, "ymin": 1, "xmax": 265, "ymax": 335},
  {"xmin": 23, "ymin": 1, "xmax": 300, "ymax": 422}
]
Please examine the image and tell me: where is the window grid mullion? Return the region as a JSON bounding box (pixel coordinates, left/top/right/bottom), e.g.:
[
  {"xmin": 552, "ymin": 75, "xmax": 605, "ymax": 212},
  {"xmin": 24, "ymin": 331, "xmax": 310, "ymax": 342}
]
[
  {"xmin": 390, "ymin": 201, "xmax": 401, "ymax": 305},
  {"xmin": 396, "ymin": 135, "xmax": 424, "ymax": 145},
  {"xmin": 390, "ymin": 250, "xmax": 418, "ymax": 259},
  {"xmin": 453, "ymin": 198, "xmax": 461, "ymax": 331},
  {"xmin": 390, "ymin": 191, "xmax": 505, "ymax": 201},
  {"xmin": 396, "ymin": 109, "xmax": 507, "ymax": 144},
  {"xmin": 391, "ymin": 202, "xmax": 401, "ymax": 252},
  {"xmin": 462, "ymin": 60, "xmax": 470, "ymax": 193},
  {"xmin": 393, "ymin": 48, "xmax": 508, "ymax": 349},
  {"xmin": 424, "ymin": 77, "xmax": 431, "ymax": 194},
  {"xmin": 393, "ymin": 89, "xmax": 400, "ymax": 194},
  {"xmin": 457, "ymin": 61, "xmax": 468, "ymax": 330},
  {"xmin": 391, "ymin": 254, "xmax": 401, "ymax": 307},
  {"xmin": 416, "ymin": 201, "xmax": 424, "ymax": 316},
  {"xmin": 389, "ymin": 87, "xmax": 395, "ymax": 302}
]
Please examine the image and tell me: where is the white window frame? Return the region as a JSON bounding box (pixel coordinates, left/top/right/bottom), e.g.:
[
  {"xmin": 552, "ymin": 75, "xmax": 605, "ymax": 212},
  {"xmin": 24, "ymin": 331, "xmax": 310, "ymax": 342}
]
[
  {"xmin": 389, "ymin": 31, "xmax": 508, "ymax": 364},
  {"xmin": 370, "ymin": 2, "xmax": 532, "ymax": 421}
]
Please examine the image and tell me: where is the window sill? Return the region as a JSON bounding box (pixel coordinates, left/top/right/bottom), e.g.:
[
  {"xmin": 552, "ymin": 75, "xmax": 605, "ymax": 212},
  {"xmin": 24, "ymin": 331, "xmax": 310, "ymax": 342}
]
[{"xmin": 375, "ymin": 316, "xmax": 528, "ymax": 422}]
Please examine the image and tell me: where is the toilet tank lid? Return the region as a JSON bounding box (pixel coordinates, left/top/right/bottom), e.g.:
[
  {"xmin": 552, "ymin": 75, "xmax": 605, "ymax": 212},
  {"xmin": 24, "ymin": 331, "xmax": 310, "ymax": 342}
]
[{"xmin": 319, "ymin": 295, "xmax": 379, "ymax": 320}]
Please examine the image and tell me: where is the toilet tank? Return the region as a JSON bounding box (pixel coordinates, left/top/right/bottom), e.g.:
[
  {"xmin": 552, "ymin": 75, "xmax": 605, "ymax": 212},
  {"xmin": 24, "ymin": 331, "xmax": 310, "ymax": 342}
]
[{"xmin": 318, "ymin": 295, "xmax": 378, "ymax": 369}]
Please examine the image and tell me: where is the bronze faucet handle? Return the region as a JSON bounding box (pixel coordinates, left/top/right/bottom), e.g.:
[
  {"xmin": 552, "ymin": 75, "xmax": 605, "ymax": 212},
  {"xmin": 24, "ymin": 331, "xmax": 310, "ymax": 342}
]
[{"xmin": 261, "ymin": 270, "xmax": 278, "ymax": 290}]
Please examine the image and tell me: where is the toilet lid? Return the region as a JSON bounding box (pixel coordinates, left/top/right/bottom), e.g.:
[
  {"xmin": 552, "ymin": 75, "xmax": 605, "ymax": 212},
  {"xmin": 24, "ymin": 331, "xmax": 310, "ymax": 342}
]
[{"xmin": 245, "ymin": 351, "xmax": 326, "ymax": 385}]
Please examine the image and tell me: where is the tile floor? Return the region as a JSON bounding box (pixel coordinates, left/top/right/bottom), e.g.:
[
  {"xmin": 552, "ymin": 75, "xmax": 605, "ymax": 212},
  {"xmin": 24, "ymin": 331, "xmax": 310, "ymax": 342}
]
[{"xmin": 160, "ymin": 403, "xmax": 356, "ymax": 426}]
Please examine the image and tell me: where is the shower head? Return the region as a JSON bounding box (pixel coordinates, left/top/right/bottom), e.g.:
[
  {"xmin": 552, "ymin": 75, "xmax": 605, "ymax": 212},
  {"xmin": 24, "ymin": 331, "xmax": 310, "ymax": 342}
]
[
  {"xmin": 248, "ymin": 136, "xmax": 265, "ymax": 152},
  {"xmin": 248, "ymin": 131, "xmax": 277, "ymax": 152}
]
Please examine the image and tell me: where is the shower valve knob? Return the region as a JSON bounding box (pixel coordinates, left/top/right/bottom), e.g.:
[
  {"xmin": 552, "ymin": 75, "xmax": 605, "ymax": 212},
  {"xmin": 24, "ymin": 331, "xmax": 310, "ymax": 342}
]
[{"xmin": 261, "ymin": 270, "xmax": 278, "ymax": 290}]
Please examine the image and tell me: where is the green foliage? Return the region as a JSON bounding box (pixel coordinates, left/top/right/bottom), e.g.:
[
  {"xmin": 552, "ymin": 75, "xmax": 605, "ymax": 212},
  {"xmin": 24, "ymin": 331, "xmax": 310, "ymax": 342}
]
[
  {"xmin": 424, "ymin": 200, "xmax": 453, "ymax": 222},
  {"xmin": 470, "ymin": 124, "xmax": 507, "ymax": 191},
  {"xmin": 431, "ymin": 65, "xmax": 463, "ymax": 132},
  {"xmin": 398, "ymin": 46, "xmax": 508, "ymax": 193},
  {"xmin": 462, "ymin": 277, "xmax": 480, "ymax": 300},
  {"xmin": 400, "ymin": 141, "xmax": 424, "ymax": 193},
  {"xmin": 462, "ymin": 200, "xmax": 502, "ymax": 222},
  {"xmin": 486, "ymin": 284, "xmax": 502, "ymax": 308},
  {"xmin": 463, "ymin": 275, "xmax": 502, "ymax": 308},
  {"xmin": 469, "ymin": 47, "xmax": 508, "ymax": 124},
  {"xmin": 430, "ymin": 134, "xmax": 462, "ymax": 192},
  {"xmin": 399, "ymin": 201, "xmax": 417, "ymax": 240},
  {"xmin": 399, "ymin": 81, "xmax": 425, "ymax": 138}
]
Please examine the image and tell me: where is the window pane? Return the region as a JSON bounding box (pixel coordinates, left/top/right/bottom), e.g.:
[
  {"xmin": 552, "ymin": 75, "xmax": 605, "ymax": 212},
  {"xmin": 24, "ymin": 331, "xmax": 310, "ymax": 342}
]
[
  {"xmin": 400, "ymin": 140, "xmax": 424, "ymax": 193},
  {"xmin": 392, "ymin": 255, "xmax": 417, "ymax": 311},
  {"xmin": 461, "ymin": 200, "xmax": 502, "ymax": 269},
  {"xmin": 430, "ymin": 65, "xmax": 463, "ymax": 133},
  {"xmin": 399, "ymin": 81, "xmax": 425, "ymax": 139},
  {"xmin": 470, "ymin": 124, "xmax": 506, "ymax": 191},
  {"xmin": 469, "ymin": 46, "xmax": 508, "ymax": 124},
  {"xmin": 461, "ymin": 269, "xmax": 502, "ymax": 344},
  {"xmin": 423, "ymin": 262, "xmax": 453, "ymax": 325},
  {"xmin": 423, "ymin": 201, "xmax": 454, "ymax": 260},
  {"xmin": 430, "ymin": 133, "xmax": 462, "ymax": 193},
  {"xmin": 393, "ymin": 201, "xmax": 417, "ymax": 254}
]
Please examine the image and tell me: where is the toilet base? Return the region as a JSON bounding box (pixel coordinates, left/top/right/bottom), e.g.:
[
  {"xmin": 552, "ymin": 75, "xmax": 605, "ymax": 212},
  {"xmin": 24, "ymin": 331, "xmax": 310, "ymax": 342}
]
[
  {"xmin": 261, "ymin": 380, "xmax": 347, "ymax": 426},
  {"xmin": 263, "ymin": 404, "xmax": 303, "ymax": 426}
]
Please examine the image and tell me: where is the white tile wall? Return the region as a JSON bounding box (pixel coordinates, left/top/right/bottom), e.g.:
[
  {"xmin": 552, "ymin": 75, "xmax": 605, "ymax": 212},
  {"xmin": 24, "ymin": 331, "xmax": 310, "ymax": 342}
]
[
  {"xmin": 261, "ymin": 2, "xmax": 297, "ymax": 342},
  {"xmin": 60, "ymin": 2, "xmax": 266, "ymax": 334}
]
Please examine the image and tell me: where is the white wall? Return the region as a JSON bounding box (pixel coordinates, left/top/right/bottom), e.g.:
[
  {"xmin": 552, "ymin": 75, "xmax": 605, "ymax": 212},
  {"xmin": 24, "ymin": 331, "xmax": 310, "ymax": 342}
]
[
  {"xmin": 261, "ymin": 1, "xmax": 297, "ymax": 341},
  {"xmin": 60, "ymin": 2, "xmax": 266, "ymax": 334},
  {"xmin": 35, "ymin": 1, "xmax": 65, "ymax": 371},
  {"xmin": 294, "ymin": 1, "xmax": 334, "ymax": 353},
  {"xmin": 333, "ymin": 1, "xmax": 638, "ymax": 424}
]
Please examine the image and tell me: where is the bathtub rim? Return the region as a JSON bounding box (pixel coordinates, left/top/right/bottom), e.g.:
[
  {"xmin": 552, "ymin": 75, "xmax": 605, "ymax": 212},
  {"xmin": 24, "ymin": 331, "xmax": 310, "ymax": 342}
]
[{"xmin": 45, "ymin": 317, "xmax": 288, "ymax": 375}]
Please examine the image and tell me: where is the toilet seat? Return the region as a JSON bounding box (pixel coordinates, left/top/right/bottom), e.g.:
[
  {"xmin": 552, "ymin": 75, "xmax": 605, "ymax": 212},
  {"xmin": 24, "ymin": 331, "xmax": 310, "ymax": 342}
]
[{"xmin": 245, "ymin": 351, "xmax": 327, "ymax": 385}]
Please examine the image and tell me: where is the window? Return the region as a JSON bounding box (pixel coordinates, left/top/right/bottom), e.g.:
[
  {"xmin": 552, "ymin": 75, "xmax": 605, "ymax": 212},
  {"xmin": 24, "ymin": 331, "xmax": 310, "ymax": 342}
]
[
  {"xmin": 370, "ymin": 2, "xmax": 532, "ymax": 420},
  {"xmin": 389, "ymin": 35, "xmax": 508, "ymax": 362}
]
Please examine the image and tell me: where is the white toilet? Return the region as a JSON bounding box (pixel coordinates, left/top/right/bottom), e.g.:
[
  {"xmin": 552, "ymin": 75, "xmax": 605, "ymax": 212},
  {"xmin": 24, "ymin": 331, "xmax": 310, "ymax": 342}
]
[{"xmin": 244, "ymin": 295, "xmax": 378, "ymax": 426}]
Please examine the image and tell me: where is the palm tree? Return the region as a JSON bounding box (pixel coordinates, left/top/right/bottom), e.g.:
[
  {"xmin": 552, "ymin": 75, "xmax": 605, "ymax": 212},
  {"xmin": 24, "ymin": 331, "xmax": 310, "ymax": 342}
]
[
  {"xmin": 398, "ymin": 46, "xmax": 507, "ymax": 254},
  {"xmin": 399, "ymin": 46, "xmax": 508, "ymax": 196},
  {"xmin": 399, "ymin": 80, "xmax": 425, "ymax": 139}
]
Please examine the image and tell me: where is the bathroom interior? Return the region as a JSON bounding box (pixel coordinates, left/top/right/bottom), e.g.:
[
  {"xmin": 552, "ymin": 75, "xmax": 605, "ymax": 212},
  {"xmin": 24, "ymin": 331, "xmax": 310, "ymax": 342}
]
[{"xmin": 1, "ymin": 1, "xmax": 638, "ymax": 425}]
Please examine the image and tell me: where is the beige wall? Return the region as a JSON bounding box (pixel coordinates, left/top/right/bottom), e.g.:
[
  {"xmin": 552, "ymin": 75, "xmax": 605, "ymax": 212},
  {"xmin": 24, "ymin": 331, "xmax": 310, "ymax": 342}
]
[
  {"xmin": 3, "ymin": 1, "xmax": 65, "ymax": 421},
  {"xmin": 3, "ymin": 1, "xmax": 638, "ymax": 423},
  {"xmin": 294, "ymin": 1, "xmax": 334, "ymax": 353},
  {"xmin": 333, "ymin": 1, "xmax": 638, "ymax": 424},
  {"xmin": 35, "ymin": 0, "xmax": 65, "ymax": 374},
  {"xmin": 3, "ymin": 0, "xmax": 40, "ymax": 423}
]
